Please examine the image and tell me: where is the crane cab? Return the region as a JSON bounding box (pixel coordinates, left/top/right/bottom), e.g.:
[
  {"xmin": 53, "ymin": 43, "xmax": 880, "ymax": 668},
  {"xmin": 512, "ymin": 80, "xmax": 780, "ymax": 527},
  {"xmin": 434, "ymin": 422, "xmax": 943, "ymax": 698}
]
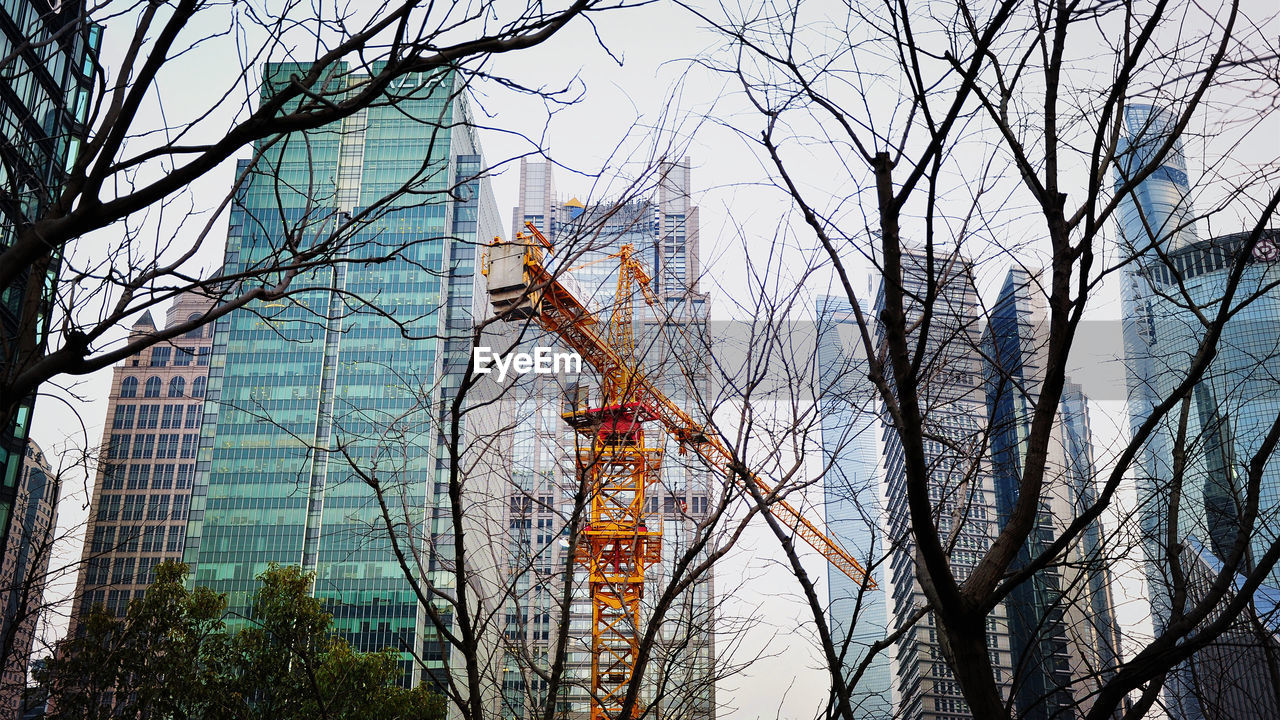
[{"xmin": 483, "ymin": 238, "xmax": 543, "ymax": 319}]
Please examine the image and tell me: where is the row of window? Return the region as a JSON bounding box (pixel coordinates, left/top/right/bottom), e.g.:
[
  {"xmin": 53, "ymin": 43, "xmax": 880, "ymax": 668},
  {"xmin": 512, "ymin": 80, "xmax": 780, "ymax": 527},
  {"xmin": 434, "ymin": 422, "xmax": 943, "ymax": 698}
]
[
  {"xmin": 85, "ymin": 550, "xmax": 184, "ymax": 587},
  {"xmin": 88, "ymin": 523, "xmax": 186, "ymax": 556},
  {"xmin": 105, "ymin": 433, "xmax": 199, "ymax": 461},
  {"xmin": 120, "ymin": 374, "xmax": 208, "ymax": 398},
  {"xmin": 113, "ymin": 402, "xmax": 202, "ymax": 429},
  {"xmin": 94, "ymin": 494, "xmax": 190, "ymax": 523},
  {"xmin": 83, "ymin": 575, "xmax": 178, "ymax": 617},
  {"xmin": 146, "ymin": 343, "xmax": 210, "ymax": 367},
  {"xmin": 101, "ymin": 462, "xmax": 195, "ymax": 491}
]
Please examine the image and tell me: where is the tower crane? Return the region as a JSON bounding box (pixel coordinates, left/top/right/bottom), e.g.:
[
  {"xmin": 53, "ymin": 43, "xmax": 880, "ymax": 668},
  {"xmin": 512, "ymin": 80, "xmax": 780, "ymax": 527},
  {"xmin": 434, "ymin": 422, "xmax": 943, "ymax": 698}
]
[{"xmin": 483, "ymin": 221, "xmax": 874, "ymax": 720}]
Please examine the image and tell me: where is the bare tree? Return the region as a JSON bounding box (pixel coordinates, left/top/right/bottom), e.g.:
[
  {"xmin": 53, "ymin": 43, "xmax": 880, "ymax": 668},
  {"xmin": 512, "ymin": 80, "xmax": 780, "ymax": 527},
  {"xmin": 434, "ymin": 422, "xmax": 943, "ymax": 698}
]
[
  {"xmin": 0, "ymin": 0, "xmax": 636, "ymax": 450},
  {"xmin": 681, "ymin": 0, "xmax": 1280, "ymax": 718},
  {"xmin": 0, "ymin": 0, "xmax": 637, "ymax": 703},
  {"xmin": 342, "ymin": 193, "xmax": 762, "ymax": 720}
]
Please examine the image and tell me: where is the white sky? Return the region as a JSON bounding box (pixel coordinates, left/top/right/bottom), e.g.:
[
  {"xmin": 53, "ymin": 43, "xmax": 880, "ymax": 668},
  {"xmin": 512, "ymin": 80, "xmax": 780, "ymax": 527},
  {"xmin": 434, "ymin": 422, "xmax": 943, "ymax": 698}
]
[{"xmin": 28, "ymin": 1, "xmax": 1280, "ymax": 717}]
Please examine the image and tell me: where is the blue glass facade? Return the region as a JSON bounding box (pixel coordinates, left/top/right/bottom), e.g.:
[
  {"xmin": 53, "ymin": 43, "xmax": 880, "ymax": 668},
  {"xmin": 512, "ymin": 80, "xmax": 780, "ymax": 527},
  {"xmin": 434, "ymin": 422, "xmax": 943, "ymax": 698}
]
[
  {"xmin": 985, "ymin": 270, "xmax": 1124, "ymax": 718},
  {"xmin": 1128, "ymin": 230, "xmax": 1280, "ymax": 576},
  {"xmin": 984, "ymin": 270, "xmax": 1077, "ymax": 719},
  {"xmin": 1119, "ymin": 104, "xmax": 1280, "ymax": 720},
  {"xmin": 815, "ymin": 294, "xmax": 891, "ymax": 719},
  {"xmin": 184, "ymin": 63, "xmax": 500, "ymax": 682},
  {"xmin": 1114, "ymin": 104, "xmax": 1199, "ymax": 255}
]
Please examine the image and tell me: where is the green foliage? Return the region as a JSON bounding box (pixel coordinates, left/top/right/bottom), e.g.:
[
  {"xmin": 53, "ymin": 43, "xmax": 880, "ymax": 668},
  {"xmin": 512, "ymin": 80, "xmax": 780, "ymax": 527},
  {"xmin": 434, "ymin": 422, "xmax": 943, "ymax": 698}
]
[{"xmin": 43, "ymin": 562, "xmax": 445, "ymax": 720}]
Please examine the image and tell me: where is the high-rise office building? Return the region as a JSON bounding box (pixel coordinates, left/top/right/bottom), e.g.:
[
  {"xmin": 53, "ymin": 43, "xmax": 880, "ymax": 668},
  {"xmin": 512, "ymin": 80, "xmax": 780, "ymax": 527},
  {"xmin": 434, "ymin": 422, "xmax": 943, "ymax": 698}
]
[
  {"xmin": 68, "ymin": 294, "xmax": 213, "ymax": 635},
  {"xmin": 985, "ymin": 268, "xmax": 1123, "ymax": 718},
  {"xmin": 490, "ymin": 158, "xmax": 714, "ymax": 718},
  {"xmin": 1173, "ymin": 537, "xmax": 1280, "ymax": 717},
  {"xmin": 1123, "ymin": 226, "xmax": 1280, "ymax": 719},
  {"xmin": 815, "ymin": 294, "xmax": 892, "ymax": 719},
  {"xmin": 0, "ymin": 0, "xmax": 98, "ymax": 609},
  {"xmin": 0, "ymin": 440, "xmax": 56, "ymax": 716},
  {"xmin": 182, "ymin": 64, "xmax": 503, "ymax": 687},
  {"xmin": 1118, "ymin": 102, "xmax": 1280, "ymax": 718},
  {"xmin": 875, "ymin": 249, "xmax": 1013, "ymax": 720}
]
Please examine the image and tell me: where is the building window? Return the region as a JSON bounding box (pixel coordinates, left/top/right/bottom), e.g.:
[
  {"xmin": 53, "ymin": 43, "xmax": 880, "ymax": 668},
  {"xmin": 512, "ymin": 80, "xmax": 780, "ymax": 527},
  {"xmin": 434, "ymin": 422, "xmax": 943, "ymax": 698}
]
[
  {"xmin": 152, "ymin": 464, "xmax": 174, "ymax": 489},
  {"xmin": 95, "ymin": 495, "xmax": 120, "ymax": 522},
  {"xmin": 111, "ymin": 558, "xmax": 135, "ymax": 584},
  {"xmin": 138, "ymin": 404, "xmax": 159, "ymax": 429},
  {"xmin": 107, "ymin": 435, "xmax": 130, "ymax": 460},
  {"xmin": 121, "ymin": 377, "xmax": 138, "ymax": 397},
  {"xmin": 196, "ymin": 347, "xmax": 210, "ymax": 366},
  {"xmin": 168, "ymin": 377, "xmax": 185, "ymax": 397},
  {"xmin": 150, "ymin": 347, "xmax": 171, "ymax": 366},
  {"xmin": 106, "ymin": 590, "xmax": 129, "ymax": 616},
  {"xmin": 90, "ymin": 527, "xmax": 116, "ymax": 553},
  {"xmin": 112, "ymin": 404, "xmax": 136, "ymax": 429},
  {"xmin": 160, "ymin": 404, "xmax": 179, "ymax": 429},
  {"xmin": 184, "ymin": 313, "xmax": 203, "ymax": 338},
  {"xmin": 86, "ymin": 557, "xmax": 108, "ymax": 585},
  {"xmin": 126, "ymin": 465, "xmax": 149, "ymax": 489},
  {"xmin": 184, "ymin": 405, "xmax": 201, "ymax": 428},
  {"xmin": 146, "ymin": 496, "xmax": 169, "ymax": 520},
  {"xmin": 142, "ymin": 526, "xmax": 164, "ymax": 552},
  {"xmin": 137, "ymin": 557, "xmax": 159, "ymax": 583},
  {"xmin": 172, "ymin": 496, "xmax": 190, "ymax": 521},
  {"xmin": 122, "ymin": 496, "xmax": 144, "ymax": 522},
  {"xmin": 102, "ymin": 463, "xmax": 124, "ymax": 490},
  {"xmin": 157, "ymin": 434, "xmax": 180, "ymax": 459},
  {"xmin": 132, "ymin": 434, "xmax": 155, "ymax": 459},
  {"xmin": 144, "ymin": 377, "xmax": 162, "ymax": 397},
  {"xmin": 180, "ymin": 434, "xmax": 197, "ymax": 459},
  {"xmin": 174, "ymin": 347, "xmax": 194, "ymax": 366},
  {"xmin": 166, "ymin": 525, "xmax": 186, "ymax": 552},
  {"xmin": 176, "ymin": 464, "xmax": 194, "ymax": 489}
]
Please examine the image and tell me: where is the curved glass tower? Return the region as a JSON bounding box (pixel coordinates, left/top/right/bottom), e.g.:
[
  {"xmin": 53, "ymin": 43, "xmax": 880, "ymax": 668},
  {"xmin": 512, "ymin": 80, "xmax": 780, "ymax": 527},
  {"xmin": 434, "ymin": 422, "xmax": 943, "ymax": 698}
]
[{"xmin": 1119, "ymin": 104, "xmax": 1280, "ymax": 719}]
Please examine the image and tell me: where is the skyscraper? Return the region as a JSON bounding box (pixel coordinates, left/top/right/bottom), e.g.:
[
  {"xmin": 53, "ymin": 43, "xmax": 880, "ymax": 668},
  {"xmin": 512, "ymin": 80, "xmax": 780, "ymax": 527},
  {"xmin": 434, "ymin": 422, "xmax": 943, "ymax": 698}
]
[
  {"xmin": 984, "ymin": 268, "xmax": 1123, "ymax": 718},
  {"xmin": 182, "ymin": 63, "xmax": 502, "ymax": 686},
  {"xmin": 1118, "ymin": 102, "xmax": 1280, "ymax": 718},
  {"xmin": 1123, "ymin": 227, "xmax": 1280, "ymax": 718},
  {"xmin": 490, "ymin": 158, "xmax": 714, "ymax": 719},
  {"xmin": 875, "ymin": 249, "xmax": 1013, "ymax": 720},
  {"xmin": 0, "ymin": 440, "xmax": 56, "ymax": 716},
  {"xmin": 815, "ymin": 294, "xmax": 892, "ymax": 719},
  {"xmin": 68, "ymin": 293, "xmax": 213, "ymax": 633},
  {"xmin": 0, "ymin": 0, "xmax": 98, "ymax": 606}
]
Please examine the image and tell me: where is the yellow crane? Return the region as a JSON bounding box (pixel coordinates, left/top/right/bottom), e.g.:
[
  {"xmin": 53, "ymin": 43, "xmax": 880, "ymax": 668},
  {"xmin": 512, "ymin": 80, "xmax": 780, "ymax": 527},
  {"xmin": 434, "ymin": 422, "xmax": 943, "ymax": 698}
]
[{"xmin": 483, "ymin": 221, "xmax": 874, "ymax": 720}]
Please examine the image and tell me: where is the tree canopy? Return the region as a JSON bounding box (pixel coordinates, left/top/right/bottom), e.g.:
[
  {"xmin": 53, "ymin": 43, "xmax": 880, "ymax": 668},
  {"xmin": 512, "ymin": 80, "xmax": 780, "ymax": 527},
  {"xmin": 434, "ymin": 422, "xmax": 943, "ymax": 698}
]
[{"xmin": 42, "ymin": 562, "xmax": 445, "ymax": 720}]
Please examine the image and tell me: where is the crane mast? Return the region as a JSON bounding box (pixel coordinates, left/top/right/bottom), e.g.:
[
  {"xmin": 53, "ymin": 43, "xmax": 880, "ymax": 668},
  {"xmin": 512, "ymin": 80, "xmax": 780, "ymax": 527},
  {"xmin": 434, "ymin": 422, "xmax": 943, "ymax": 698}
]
[{"xmin": 483, "ymin": 221, "xmax": 874, "ymax": 720}]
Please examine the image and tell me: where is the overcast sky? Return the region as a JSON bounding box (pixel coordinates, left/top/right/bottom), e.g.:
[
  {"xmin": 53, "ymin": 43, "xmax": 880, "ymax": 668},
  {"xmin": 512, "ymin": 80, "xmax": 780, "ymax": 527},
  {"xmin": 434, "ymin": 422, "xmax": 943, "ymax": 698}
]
[{"xmin": 28, "ymin": 0, "xmax": 1280, "ymax": 716}]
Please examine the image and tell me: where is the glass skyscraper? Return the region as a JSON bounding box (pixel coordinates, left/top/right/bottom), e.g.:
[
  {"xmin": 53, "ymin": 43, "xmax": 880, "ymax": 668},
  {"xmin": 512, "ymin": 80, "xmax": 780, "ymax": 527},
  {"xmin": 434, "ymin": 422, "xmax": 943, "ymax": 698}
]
[
  {"xmin": 184, "ymin": 63, "xmax": 501, "ymax": 685},
  {"xmin": 875, "ymin": 249, "xmax": 1013, "ymax": 720},
  {"xmin": 1119, "ymin": 102, "xmax": 1280, "ymax": 718},
  {"xmin": 0, "ymin": 0, "xmax": 98, "ymax": 596},
  {"xmin": 815, "ymin": 294, "xmax": 892, "ymax": 719},
  {"xmin": 985, "ymin": 268, "xmax": 1123, "ymax": 719}
]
